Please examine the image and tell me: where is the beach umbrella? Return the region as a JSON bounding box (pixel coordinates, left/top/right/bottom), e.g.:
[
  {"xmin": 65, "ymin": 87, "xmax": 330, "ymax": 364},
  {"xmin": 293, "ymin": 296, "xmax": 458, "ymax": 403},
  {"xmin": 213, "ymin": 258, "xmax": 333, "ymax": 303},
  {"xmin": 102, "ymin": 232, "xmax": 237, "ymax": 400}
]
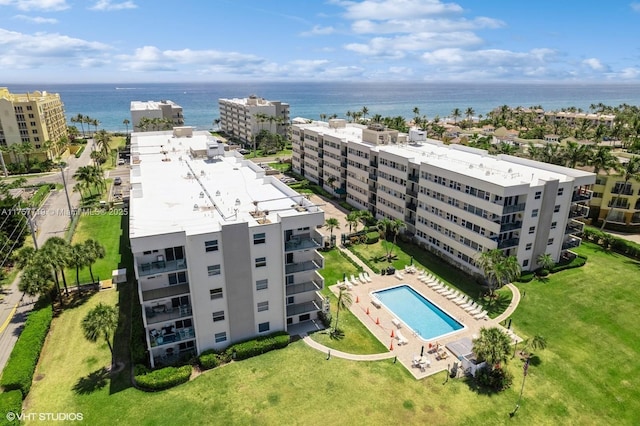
[{"xmin": 420, "ymin": 345, "xmax": 424, "ymax": 357}]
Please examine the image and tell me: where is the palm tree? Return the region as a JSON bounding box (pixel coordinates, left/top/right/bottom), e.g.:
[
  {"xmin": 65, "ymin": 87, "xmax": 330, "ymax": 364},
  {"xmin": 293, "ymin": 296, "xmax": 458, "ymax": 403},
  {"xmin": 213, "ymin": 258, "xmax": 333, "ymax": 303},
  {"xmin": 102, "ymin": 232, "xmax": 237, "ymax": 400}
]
[
  {"xmin": 94, "ymin": 129, "xmax": 111, "ymax": 156},
  {"xmin": 473, "ymin": 326, "xmax": 512, "ymax": 369},
  {"xmin": 563, "ymin": 141, "xmax": 589, "ymax": 168},
  {"xmin": 68, "ymin": 243, "xmax": 88, "ymax": 293},
  {"xmin": 324, "ymin": 217, "xmax": 340, "ymax": 245},
  {"xmin": 123, "ymin": 118, "xmax": 130, "ymax": 135},
  {"xmin": 601, "ymin": 156, "xmax": 640, "ymax": 230},
  {"xmin": 82, "ymin": 302, "xmax": 118, "ymax": 358},
  {"xmin": 451, "ymin": 108, "xmax": 462, "ymax": 124},
  {"xmin": 20, "ymin": 142, "xmax": 34, "ymax": 170},
  {"xmin": 73, "ymin": 182, "xmax": 84, "ymax": 203},
  {"xmin": 536, "ymin": 253, "xmax": 555, "ymax": 271},
  {"xmin": 43, "ymin": 237, "xmax": 71, "ymax": 296},
  {"xmin": 361, "ymin": 106, "xmax": 369, "ymax": 121},
  {"xmin": 588, "ymin": 146, "xmax": 618, "ymax": 175},
  {"xmin": 332, "ymin": 287, "xmax": 353, "ymax": 335},
  {"xmin": 12, "ymin": 246, "xmax": 36, "ymax": 269},
  {"xmin": 377, "ymin": 218, "xmax": 405, "ymax": 260},
  {"xmin": 476, "ymin": 249, "xmax": 521, "ymax": 297},
  {"xmin": 465, "ymin": 107, "xmax": 475, "ymax": 123},
  {"xmin": 521, "ymin": 335, "xmax": 547, "ymax": 360},
  {"xmin": 346, "ymin": 211, "xmax": 360, "ymax": 233},
  {"xmin": 84, "ymin": 239, "xmax": 106, "ymax": 283},
  {"xmin": 19, "ymin": 261, "xmax": 55, "ymax": 298}
]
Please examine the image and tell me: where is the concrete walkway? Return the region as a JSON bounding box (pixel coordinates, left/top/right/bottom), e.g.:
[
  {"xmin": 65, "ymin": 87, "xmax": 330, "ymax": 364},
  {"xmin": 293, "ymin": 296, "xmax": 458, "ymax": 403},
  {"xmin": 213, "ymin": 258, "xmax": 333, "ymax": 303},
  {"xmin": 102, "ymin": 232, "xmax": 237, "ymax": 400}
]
[{"xmin": 302, "ymin": 335, "xmax": 395, "ymax": 361}]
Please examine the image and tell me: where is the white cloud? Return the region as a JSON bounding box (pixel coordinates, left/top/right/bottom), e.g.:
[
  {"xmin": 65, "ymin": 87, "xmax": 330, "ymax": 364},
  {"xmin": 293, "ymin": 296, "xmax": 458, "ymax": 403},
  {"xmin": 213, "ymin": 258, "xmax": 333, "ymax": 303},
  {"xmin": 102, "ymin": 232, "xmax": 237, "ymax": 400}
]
[
  {"xmin": 352, "ymin": 16, "xmax": 504, "ymax": 34},
  {"xmin": 345, "ymin": 31, "xmax": 481, "ymax": 57},
  {"xmin": 300, "ymin": 25, "xmax": 335, "ymax": 36},
  {"xmin": 582, "ymin": 58, "xmax": 606, "ymax": 71},
  {"xmin": 614, "ymin": 67, "xmax": 640, "ymax": 79},
  {"xmin": 13, "ymin": 14, "xmax": 58, "ymax": 24},
  {"xmin": 631, "ymin": 2, "xmax": 640, "ymax": 12},
  {"xmin": 341, "ymin": 0, "xmax": 463, "ymax": 20},
  {"xmin": 0, "ymin": 28, "xmax": 110, "ymax": 69},
  {"xmin": 90, "ymin": 0, "xmax": 137, "ymax": 11},
  {"xmin": 0, "ymin": 0, "xmax": 68, "ymax": 10}
]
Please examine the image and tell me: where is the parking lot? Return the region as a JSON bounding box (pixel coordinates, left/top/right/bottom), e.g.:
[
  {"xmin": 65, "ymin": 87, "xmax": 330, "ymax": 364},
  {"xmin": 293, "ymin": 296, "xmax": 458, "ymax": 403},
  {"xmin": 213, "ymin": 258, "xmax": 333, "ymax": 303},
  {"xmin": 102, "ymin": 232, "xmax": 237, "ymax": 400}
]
[{"xmin": 108, "ymin": 163, "xmax": 130, "ymax": 203}]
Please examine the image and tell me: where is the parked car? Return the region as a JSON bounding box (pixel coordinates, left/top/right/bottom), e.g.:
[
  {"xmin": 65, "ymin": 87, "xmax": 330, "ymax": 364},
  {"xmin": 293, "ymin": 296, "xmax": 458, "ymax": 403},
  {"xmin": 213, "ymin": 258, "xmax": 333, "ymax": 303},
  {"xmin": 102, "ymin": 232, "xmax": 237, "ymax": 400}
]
[
  {"xmin": 238, "ymin": 149, "xmax": 250, "ymax": 155},
  {"xmin": 114, "ymin": 177, "xmax": 122, "ymax": 185},
  {"xmin": 118, "ymin": 158, "xmax": 125, "ymax": 165}
]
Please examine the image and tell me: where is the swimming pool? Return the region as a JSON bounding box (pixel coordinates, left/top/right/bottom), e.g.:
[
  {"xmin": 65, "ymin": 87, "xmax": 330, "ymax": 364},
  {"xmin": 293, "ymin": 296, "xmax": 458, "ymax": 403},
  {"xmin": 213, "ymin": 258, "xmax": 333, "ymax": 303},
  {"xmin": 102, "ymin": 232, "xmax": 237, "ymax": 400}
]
[{"xmin": 372, "ymin": 284, "xmax": 464, "ymax": 340}]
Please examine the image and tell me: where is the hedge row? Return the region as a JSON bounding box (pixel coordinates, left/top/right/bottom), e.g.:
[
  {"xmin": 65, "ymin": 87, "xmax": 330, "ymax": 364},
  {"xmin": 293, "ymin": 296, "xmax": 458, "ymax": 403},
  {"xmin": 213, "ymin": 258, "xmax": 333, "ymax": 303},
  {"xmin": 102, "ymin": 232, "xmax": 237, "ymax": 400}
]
[
  {"xmin": 228, "ymin": 331, "xmax": 290, "ymax": 361},
  {"xmin": 365, "ymin": 231, "xmax": 379, "ymax": 244},
  {"xmin": 198, "ymin": 350, "xmax": 222, "ymax": 370},
  {"xmin": 551, "ymin": 255, "xmax": 587, "ymax": 273},
  {"xmin": 582, "ymin": 227, "xmax": 640, "ymax": 260},
  {"xmin": 0, "ymin": 390, "xmax": 22, "ymax": 426},
  {"xmin": 134, "ymin": 365, "xmax": 192, "ymax": 391},
  {"xmin": 0, "ymin": 304, "xmax": 53, "ymax": 398},
  {"xmin": 74, "ymin": 146, "xmax": 85, "ymax": 158}
]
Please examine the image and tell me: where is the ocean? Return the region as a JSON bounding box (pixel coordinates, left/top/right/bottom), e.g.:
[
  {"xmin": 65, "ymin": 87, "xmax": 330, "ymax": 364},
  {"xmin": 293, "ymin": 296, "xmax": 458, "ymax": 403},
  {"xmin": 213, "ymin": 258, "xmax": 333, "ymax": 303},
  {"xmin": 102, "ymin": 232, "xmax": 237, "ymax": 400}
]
[{"xmin": 6, "ymin": 81, "xmax": 640, "ymax": 133}]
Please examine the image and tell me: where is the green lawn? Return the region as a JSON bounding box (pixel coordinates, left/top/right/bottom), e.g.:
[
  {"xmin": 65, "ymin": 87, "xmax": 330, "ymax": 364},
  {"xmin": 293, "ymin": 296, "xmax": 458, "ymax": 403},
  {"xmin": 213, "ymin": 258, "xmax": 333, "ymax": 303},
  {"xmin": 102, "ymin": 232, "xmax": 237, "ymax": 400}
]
[
  {"xmin": 65, "ymin": 212, "xmax": 124, "ymax": 284},
  {"xmin": 23, "ymin": 241, "xmax": 640, "ymax": 425}
]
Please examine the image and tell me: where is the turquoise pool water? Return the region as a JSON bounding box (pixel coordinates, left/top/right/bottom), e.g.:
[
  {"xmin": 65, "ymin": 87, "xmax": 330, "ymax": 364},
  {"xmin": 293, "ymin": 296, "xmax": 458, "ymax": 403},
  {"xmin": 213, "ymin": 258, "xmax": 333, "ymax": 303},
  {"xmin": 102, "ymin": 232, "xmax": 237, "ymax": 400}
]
[{"xmin": 372, "ymin": 285, "xmax": 464, "ymax": 340}]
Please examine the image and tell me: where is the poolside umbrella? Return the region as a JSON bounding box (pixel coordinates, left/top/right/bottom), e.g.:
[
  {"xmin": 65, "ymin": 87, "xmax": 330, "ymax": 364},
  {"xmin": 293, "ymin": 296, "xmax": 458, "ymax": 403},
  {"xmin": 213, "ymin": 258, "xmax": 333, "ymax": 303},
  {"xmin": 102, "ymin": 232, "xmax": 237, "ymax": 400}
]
[
  {"xmin": 410, "ymin": 256, "xmax": 414, "ymax": 265},
  {"xmin": 420, "ymin": 345, "xmax": 424, "ymax": 357}
]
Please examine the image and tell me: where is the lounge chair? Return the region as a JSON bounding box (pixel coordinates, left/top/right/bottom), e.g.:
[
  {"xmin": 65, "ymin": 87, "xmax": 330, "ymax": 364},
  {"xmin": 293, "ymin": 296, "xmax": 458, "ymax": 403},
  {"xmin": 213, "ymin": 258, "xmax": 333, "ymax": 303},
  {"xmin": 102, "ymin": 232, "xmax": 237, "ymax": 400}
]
[
  {"xmin": 437, "ymin": 349, "xmax": 449, "ymax": 360},
  {"xmin": 426, "ymin": 280, "xmax": 439, "ymax": 288},
  {"xmin": 363, "ymin": 272, "xmax": 372, "ymax": 282},
  {"xmin": 460, "ymin": 300, "xmax": 474, "ymax": 310},
  {"xmin": 466, "ymin": 303, "xmax": 482, "ymax": 313},
  {"xmin": 464, "ymin": 302, "xmax": 479, "ymax": 312},
  {"xmin": 371, "ymin": 298, "xmax": 381, "ymax": 308},
  {"xmin": 436, "ymin": 286, "xmax": 450, "ymax": 294},
  {"xmin": 454, "ymin": 295, "xmax": 468, "ymax": 305},
  {"xmin": 395, "ymin": 272, "xmax": 404, "ymax": 280},
  {"xmin": 469, "ymin": 306, "xmax": 484, "ymax": 316},
  {"xmin": 446, "ymin": 290, "xmax": 460, "ymax": 300},
  {"xmin": 392, "ymin": 318, "xmax": 402, "ymax": 328},
  {"xmin": 396, "ymin": 331, "xmax": 409, "ymax": 345},
  {"xmin": 474, "ymin": 310, "xmax": 488, "ymax": 320},
  {"xmin": 358, "ymin": 272, "xmax": 367, "ymax": 283},
  {"xmin": 350, "ymin": 275, "xmax": 360, "ymax": 285}
]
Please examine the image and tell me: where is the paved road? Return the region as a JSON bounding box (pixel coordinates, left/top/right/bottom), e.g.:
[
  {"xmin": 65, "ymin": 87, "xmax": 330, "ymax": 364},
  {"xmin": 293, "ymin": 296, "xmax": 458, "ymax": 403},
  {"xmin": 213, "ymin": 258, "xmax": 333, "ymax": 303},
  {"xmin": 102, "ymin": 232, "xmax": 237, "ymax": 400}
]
[{"xmin": 0, "ymin": 139, "xmax": 95, "ymax": 372}]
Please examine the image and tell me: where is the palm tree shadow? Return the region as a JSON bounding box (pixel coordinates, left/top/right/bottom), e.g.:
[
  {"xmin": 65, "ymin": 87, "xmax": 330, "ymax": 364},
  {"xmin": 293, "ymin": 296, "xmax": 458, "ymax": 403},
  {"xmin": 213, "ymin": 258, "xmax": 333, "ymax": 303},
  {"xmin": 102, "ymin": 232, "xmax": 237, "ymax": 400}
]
[
  {"xmin": 73, "ymin": 367, "xmax": 109, "ymax": 395},
  {"xmin": 535, "ymin": 276, "xmax": 550, "ymax": 284},
  {"xmin": 528, "ymin": 355, "xmax": 542, "ymax": 367},
  {"xmin": 330, "ymin": 330, "xmax": 345, "ymax": 340}
]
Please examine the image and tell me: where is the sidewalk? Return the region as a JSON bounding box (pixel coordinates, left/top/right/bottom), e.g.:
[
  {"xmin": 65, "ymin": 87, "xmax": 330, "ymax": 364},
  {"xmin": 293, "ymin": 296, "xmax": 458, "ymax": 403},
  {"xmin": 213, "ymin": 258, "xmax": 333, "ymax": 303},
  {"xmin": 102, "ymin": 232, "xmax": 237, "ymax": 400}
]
[{"xmin": 0, "ymin": 139, "xmax": 95, "ymax": 372}]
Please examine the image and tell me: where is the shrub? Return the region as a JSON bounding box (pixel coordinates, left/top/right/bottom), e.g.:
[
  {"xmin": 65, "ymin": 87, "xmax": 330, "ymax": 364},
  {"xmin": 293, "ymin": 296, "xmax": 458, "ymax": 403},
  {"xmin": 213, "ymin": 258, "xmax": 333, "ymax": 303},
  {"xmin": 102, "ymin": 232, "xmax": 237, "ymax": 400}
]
[
  {"xmin": 475, "ymin": 366, "xmax": 513, "ymax": 391},
  {"xmin": 318, "ymin": 310, "xmax": 332, "ymax": 328},
  {"xmin": 226, "ymin": 331, "xmax": 290, "ymax": 361},
  {"xmin": 0, "ymin": 390, "xmax": 22, "ymax": 425},
  {"xmin": 0, "ymin": 304, "xmax": 53, "ymax": 398},
  {"xmin": 74, "ymin": 146, "xmax": 86, "ymax": 158},
  {"xmin": 551, "ymin": 255, "xmax": 587, "ymax": 273},
  {"xmin": 134, "ymin": 365, "xmax": 192, "ymax": 391},
  {"xmin": 536, "ymin": 268, "xmax": 550, "ymax": 277},
  {"xmin": 198, "ymin": 350, "xmax": 221, "ymax": 370},
  {"xmin": 365, "ymin": 231, "xmax": 379, "ymax": 244},
  {"xmin": 517, "ymin": 271, "xmax": 535, "ymax": 283}
]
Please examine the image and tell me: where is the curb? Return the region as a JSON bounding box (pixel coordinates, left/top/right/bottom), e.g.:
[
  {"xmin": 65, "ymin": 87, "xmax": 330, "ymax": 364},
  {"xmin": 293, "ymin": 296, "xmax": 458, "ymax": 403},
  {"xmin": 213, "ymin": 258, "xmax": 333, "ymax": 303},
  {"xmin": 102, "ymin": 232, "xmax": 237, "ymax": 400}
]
[{"xmin": 0, "ymin": 302, "xmax": 19, "ymax": 334}]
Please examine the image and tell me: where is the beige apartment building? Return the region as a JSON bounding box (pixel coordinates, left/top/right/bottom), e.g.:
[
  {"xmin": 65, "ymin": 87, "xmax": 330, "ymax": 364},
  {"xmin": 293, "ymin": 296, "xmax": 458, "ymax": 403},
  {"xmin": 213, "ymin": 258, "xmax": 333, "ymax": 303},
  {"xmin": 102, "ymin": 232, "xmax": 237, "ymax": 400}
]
[
  {"xmin": 218, "ymin": 95, "xmax": 290, "ymax": 146},
  {"xmin": 0, "ymin": 87, "xmax": 68, "ymax": 162},
  {"xmin": 130, "ymin": 100, "xmax": 185, "ymax": 132}
]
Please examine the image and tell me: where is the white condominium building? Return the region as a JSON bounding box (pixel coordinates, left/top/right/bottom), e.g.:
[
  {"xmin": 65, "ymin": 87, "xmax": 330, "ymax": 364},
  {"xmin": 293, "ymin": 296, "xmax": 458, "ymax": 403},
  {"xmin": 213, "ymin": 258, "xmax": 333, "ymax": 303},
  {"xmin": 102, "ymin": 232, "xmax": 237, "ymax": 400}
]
[
  {"xmin": 130, "ymin": 100, "xmax": 184, "ymax": 132},
  {"xmin": 218, "ymin": 95, "xmax": 290, "ymax": 146},
  {"xmin": 129, "ymin": 127, "xmax": 325, "ymax": 367},
  {"xmin": 292, "ymin": 119, "xmax": 595, "ymax": 275}
]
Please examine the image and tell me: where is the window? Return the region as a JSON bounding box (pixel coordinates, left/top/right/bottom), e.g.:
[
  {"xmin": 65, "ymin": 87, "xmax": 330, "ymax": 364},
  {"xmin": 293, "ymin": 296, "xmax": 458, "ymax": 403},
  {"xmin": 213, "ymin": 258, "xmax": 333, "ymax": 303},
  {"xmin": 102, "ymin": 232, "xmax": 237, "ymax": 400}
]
[
  {"xmin": 168, "ymin": 271, "xmax": 187, "ymax": 285},
  {"xmin": 525, "ymin": 243, "xmax": 532, "ymax": 251},
  {"xmin": 551, "ymin": 221, "xmax": 557, "ymax": 229},
  {"xmin": 215, "ymin": 332, "xmax": 227, "ymax": 343},
  {"xmin": 554, "ymin": 205, "xmax": 561, "ymax": 213},
  {"xmin": 175, "ymin": 318, "xmax": 192, "ymax": 329},
  {"xmin": 529, "ymin": 226, "xmax": 535, "ymax": 234},
  {"xmin": 523, "ymin": 259, "xmax": 529, "ymax": 267},
  {"xmin": 256, "ymin": 279, "xmax": 268, "ymax": 290},
  {"xmin": 208, "ymin": 265, "xmax": 221, "ymax": 276},
  {"xmin": 532, "ymin": 209, "xmax": 539, "ymax": 218},
  {"xmin": 165, "ymin": 246, "xmax": 184, "ymax": 261},
  {"xmin": 557, "ymin": 188, "xmax": 564, "ymax": 196},
  {"xmin": 210, "ymin": 288, "xmax": 223, "ymax": 300},
  {"xmin": 212, "ymin": 311, "xmax": 225, "ymax": 322},
  {"xmin": 179, "ymin": 341, "xmax": 195, "ymax": 351},
  {"xmin": 287, "ymin": 296, "xmax": 294, "ymax": 305},
  {"xmin": 255, "ymin": 257, "xmax": 266, "ymax": 268},
  {"xmin": 258, "ymin": 322, "xmax": 270, "ymax": 333},
  {"xmin": 257, "ymin": 301, "xmax": 269, "ymax": 312},
  {"xmin": 534, "ymin": 191, "xmax": 541, "ymax": 200},
  {"xmin": 547, "ymin": 238, "xmax": 554, "ymax": 245},
  {"xmin": 205, "ymin": 240, "xmax": 218, "ymax": 252},
  {"xmin": 253, "ymin": 233, "xmax": 266, "ymax": 244}
]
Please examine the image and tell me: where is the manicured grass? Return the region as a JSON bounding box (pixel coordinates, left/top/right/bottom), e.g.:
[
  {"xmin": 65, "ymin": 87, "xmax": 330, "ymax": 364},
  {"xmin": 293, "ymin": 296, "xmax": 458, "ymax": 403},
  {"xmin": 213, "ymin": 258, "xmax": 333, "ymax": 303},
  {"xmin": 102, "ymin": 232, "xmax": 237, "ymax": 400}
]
[
  {"xmin": 66, "ymin": 212, "xmax": 124, "ymax": 284},
  {"xmin": 318, "ymin": 248, "xmax": 361, "ymax": 293},
  {"xmin": 25, "ymin": 240, "xmax": 640, "ymax": 424}
]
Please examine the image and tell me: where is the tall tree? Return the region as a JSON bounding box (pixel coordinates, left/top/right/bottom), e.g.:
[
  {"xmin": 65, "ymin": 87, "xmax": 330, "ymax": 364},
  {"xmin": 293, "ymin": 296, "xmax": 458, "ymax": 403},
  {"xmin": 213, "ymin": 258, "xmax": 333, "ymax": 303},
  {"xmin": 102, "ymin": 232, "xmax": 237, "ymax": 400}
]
[
  {"xmin": 68, "ymin": 243, "xmax": 88, "ymax": 293},
  {"xmin": 588, "ymin": 146, "xmax": 618, "ymax": 175},
  {"xmin": 324, "ymin": 217, "xmax": 340, "ymax": 244},
  {"xmin": 476, "ymin": 249, "xmax": 521, "ymax": 297},
  {"xmin": 84, "ymin": 239, "xmax": 106, "ymax": 283},
  {"xmin": 451, "ymin": 108, "xmax": 462, "ymax": 124},
  {"xmin": 473, "ymin": 326, "xmax": 512, "ymax": 369},
  {"xmin": 123, "ymin": 118, "xmax": 130, "ymax": 135},
  {"xmin": 43, "ymin": 237, "xmax": 71, "ymax": 296},
  {"xmin": 82, "ymin": 302, "xmax": 118, "ymax": 358},
  {"xmin": 536, "ymin": 253, "xmax": 555, "ymax": 271},
  {"xmin": 332, "ymin": 287, "xmax": 353, "ymax": 336},
  {"xmin": 346, "ymin": 211, "xmax": 360, "ymax": 233},
  {"xmin": 19, "ymin": 260, "xmax": 55, "ymax": 299}
]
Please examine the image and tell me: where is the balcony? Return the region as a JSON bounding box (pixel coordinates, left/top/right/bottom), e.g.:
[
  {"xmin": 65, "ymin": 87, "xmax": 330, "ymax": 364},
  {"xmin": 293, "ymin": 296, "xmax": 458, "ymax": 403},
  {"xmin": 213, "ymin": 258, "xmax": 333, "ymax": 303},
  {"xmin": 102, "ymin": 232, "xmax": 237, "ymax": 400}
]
[
  {"xmin": 565, "ymin": 220, "xmax": 584, "ymax": 235},
  {"xmin": 286, "ymin": 300, "xmax": 321, "ymax": 317},
  {"xmin": 368, "ymin": 173, "xmax": 377, "ymax": 181},
  {"xmin": 285, "ymin": 235, "xmax": 322, "ymax": 252},
  {"xmin": 569, "ymin": 205, "xmax": 590, "ymax": 218},
  {"xmin": 503, "ymin": 203, "xmax": 526, "ymax": 214},
  {"xmin": 500, "ymin": 221, "xmax": 522, "ymax": 232},
  {"xmin": 142, "ymin": 283, "xmax": 190, "ymax": 302},
  {"xmin": 406, "ymin": 189, "xmax": 418, "ymax": 198},
  {"xmin": 404, "ymin": 215, "xmax": 416, "ymax": 226},
  {"xmin": 498, "ymin": 237, "xmax": 520, "ymax": 249},
  {"xmin": 286, "ymin": 280, "xmax": 322, "ymax": 296},
  {"xmin": 572, "ymin": 189, "xmax": 593, "ymax": 203},
  {"xmin": 145, "ymin": 304, "xmax": 192, "ymax": 325},
  {"xmin": 138, "ymin": 258, "xmax": 187, "ymax": 277},
  {"xmin": 149, "ymin": 326, "xmax": 196, "ymax": 348},
  {"xmin": 285, "ymin": 258, "xmax": 323, "ymax": 274},
  {"xmin": 153, "ymin": 348, "xmax": 196, "ymax": 367},
  {"xmin": 408, "ymin": 174, "xmax": 419, "ymax": 183},
  {"xmin": 562, "ymin": 237, "xmax": 582, "ymax": 250},
  {"xmin": 608, "ymin": 199, "xmax": 630, "ymax": 209},
  {"xmin": 611, "ymin": 185, "xmax": 634, "ymax": 195}
]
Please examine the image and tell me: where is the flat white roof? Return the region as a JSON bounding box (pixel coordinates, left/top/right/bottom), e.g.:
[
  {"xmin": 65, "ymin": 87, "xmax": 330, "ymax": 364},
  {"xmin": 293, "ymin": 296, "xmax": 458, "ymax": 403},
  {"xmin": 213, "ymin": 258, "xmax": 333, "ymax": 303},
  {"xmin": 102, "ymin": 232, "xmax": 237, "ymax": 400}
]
[
  {"xmin": 129, "ymin": 131, "xmax": 319, "ymax": 239},
  {"xmin": 130, "ymin": 100, "xmax": 181, "ymax": 111},
  {"xmin": 294, "ymin": 121, "xmax": 594, "ymax": 187}
]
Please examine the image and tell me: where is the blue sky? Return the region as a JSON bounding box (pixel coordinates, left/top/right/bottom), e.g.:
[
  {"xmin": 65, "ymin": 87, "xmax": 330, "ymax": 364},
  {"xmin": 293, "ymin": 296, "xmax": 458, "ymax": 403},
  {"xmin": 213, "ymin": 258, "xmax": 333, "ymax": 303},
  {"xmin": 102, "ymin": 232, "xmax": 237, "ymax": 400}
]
[{"xmin": 1, "ymin": 0, "xmax": 640, "ymax": 83}]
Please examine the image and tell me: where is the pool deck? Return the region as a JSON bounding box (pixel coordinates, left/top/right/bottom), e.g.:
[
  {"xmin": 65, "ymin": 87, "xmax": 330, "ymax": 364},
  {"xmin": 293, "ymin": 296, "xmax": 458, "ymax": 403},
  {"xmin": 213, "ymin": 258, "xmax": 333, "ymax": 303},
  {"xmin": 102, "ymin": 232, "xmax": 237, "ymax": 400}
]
[{"xmin": 321, "ymin": 264, "xmax": 523, "ymax": 380}]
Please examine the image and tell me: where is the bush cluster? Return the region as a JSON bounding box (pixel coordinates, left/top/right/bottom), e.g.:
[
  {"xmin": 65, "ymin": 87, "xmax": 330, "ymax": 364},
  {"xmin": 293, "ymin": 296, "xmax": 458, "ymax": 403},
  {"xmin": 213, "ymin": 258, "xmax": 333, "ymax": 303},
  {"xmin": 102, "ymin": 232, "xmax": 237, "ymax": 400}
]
[
  {"xmin": 517, "ymin": 271, "xmax": 535, "ymax": 283},
  {"xmin": 134, "ymin": 365, "xmax": 192, "ymax": 391},
  {"xmin": 318, "ymin": 310, "xmax": 332, "ymax": 328},
  {"xmin": 365, "ymin": 231, "xmax": 379, "ymax": 244},
  {"xmin": 582, "ymin": 227, "xmax": 640, "ymax": 259},
  {"xmin": 74, "ymin": 146, "xmax": 86, "ymax": 158},
  {"xmin": 198, "ymin": 350, "xmax": 221, "ymax": 370},
  {"xmin": 551, "ymin": 255, "xmax": 587, "ymax": 273},
  {"xmin": 475, "ymin": 366, "xmax": 513, "ymax": 391},
  {"xmin": 227, "ymin": 331, "xmax": 290, "ymax": 361},
  {"xmin": 0, "ymin": 304, "xmax": 53, "ymax": 398},
  {"xmin": 0, "ymin": 390, "xmax": 22, "ymax": 425}
]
